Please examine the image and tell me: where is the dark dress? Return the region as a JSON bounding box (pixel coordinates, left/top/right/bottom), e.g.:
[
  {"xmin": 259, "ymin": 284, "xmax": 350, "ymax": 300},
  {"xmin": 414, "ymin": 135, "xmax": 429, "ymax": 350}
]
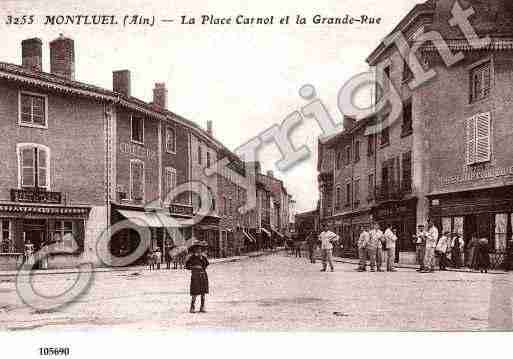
[
  {"xmin": 474, "ymin": 241, "xmax": 490, "ymax": 271},
  {"xmin": 185, "ymin": 254, "xmax": 209, "ymax": 295}
]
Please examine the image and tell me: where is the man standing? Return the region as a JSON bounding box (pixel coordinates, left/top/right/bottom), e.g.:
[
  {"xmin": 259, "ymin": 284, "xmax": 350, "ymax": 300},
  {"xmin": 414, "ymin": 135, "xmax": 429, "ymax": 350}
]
[
  {"xmin": 357, "ymin": 227, "xmax": 370, "ymax": 271},
  {"xmin": 423, "ymin": 219, "xmax": 438, "ymax": 273},
  {"xmin": 384, "ymin": 225, "xmax": 398, "ymax": 272},
  {"xmin": 414, "ymin": 224, "xmax": 426, "ymax": 272},
  {"xmin": 368, "ymin": 222, "xmax": 384, "ymax": 272},
  {"xmin": 319, "ymin": 224, "xmax": 339, "ymax": 272}
]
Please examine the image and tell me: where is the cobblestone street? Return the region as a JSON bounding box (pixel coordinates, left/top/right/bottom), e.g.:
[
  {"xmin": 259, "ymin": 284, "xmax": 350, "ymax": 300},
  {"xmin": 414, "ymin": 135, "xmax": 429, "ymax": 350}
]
[{"xmin": 1, "ymin": 253, "xmax": 512, "ymax": 331}]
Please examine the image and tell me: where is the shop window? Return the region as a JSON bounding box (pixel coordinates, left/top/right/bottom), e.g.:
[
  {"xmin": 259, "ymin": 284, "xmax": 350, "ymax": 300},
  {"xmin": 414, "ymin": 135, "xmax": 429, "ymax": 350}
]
[
  {"xmin": 18, "ymin": 144, "xmax": 49, "ymax": 190},
  {"xmin": 470, "ymin": 61, "xmax": 491, "ymax": 103},
  {"xmin": 495, "ymin": 214, "xmax": 508, "ymax": 253},
  {"xmin": 130, "ymin": 160, "xmax": 145, "ymax": 202},
  {"xmin": 0, "ymin": 219, "xmax": 14, "ymax": 253},
  {"xmin": 54, "ymin": 220, "xmax": 74, "ymax": 251},
  {"xmin": 466, "ymin": 112, "xmax": 491, "ymax": 165},
  {"xmin": 165, "ymin": 127, "xmax": 176, "ymax": 153},
  {"xmin": 19, "ymin": 92, "xmax": 47, "ymax": 128},
  {"xmin": 131, "ymin": 115, "xmax": 144, "ymax": 144}
]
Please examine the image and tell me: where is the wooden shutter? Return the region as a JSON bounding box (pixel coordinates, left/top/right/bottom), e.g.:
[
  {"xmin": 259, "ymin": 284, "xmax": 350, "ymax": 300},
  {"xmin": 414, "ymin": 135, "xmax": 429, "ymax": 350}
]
[
  {"xmin": 475, "ymin": 112, "xmax": 491, "ymax": 163},
  {"xmin": 74, "ymin": 220, "xmax": 85, "ymax": 254},
  {"xmin": 466, "ymin": 116, "xmax": 476, "ymax": 165}
]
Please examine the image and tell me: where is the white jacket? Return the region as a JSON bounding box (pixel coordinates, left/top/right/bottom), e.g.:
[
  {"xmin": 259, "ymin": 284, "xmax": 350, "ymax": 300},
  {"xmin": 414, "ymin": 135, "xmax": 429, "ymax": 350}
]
[{"xmin": 384, "ymin": 228, "xmax": 397, "ymax": 248}]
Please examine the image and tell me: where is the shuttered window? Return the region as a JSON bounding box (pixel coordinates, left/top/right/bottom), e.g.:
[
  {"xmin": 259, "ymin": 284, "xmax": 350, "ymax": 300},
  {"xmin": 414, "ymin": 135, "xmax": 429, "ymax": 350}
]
[
  {"xmin": 130, "ymin": 160, "xmax": 144, "ymax": 201},
  {"xmin": 164, "ymin": 167, "xmax": 177, "ymax": 202},
  {"xmin": 466, "ymin": 112, "xmax": 491, "ymax": 165},
  {"xmin": 20, "ymin": 146, "xmax": 49, "ymax": 189}
]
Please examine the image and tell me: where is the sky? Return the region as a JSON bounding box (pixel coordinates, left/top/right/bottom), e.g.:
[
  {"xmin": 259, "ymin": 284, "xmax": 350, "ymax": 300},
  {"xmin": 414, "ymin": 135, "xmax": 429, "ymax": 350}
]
[{"xmin": 1, "ymin": 0, "xmax": 424, "ymax": 213}]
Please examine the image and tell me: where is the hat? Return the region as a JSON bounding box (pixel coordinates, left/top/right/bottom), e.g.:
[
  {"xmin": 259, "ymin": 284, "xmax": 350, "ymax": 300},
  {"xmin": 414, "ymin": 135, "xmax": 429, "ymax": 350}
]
[{"xmin": 188, "ymin": 240, "xmax": 208, "ymax": 252}]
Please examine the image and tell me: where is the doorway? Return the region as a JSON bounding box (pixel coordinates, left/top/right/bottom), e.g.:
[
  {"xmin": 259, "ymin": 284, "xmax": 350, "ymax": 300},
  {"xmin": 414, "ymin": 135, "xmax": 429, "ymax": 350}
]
[{"xmin": 23, "ymin": 219, "xmax": 47, "ymax": 269}]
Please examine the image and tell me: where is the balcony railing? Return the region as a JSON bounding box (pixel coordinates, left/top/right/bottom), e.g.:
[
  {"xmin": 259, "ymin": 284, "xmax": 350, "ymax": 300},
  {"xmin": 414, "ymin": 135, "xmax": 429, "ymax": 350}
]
[
  {"xmin": 10, "ymin": 188, "xmax": 62, "ymax": 204},
  {"xmin": 374, "ymin": 183, "xmax": 412, "ymax": 202}
]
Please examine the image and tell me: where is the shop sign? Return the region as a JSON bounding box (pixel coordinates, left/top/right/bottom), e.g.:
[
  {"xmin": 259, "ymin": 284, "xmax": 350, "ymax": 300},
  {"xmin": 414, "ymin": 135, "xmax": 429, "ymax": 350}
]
[
  {"xmin": 440, "ymin": 165, "xmax": 513, "ymax": 186},
  {"xmin": 169, "ymin": 203, "xmax": 193, "ymax": 217},
  {"xmin": 120, "ymin": 142, "xmax": 157, "ymax": 161},
  {"xmin": 11, "ymin": 188, "xmax": 61, "ymax": 204}
]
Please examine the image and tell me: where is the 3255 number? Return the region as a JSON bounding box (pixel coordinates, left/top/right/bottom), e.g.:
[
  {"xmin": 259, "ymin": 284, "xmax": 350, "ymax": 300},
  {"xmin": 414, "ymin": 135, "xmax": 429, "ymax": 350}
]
[{"xmin": 5, "ymin": 15, "xmax": 35, "ymax": 25}]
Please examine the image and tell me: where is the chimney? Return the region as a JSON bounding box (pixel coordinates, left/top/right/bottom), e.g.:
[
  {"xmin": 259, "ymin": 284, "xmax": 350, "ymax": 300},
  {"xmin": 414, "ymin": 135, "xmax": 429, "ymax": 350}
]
[
  {"xmin": 113, "ymin": 70, "xmax": 131, "ymax": 97},
  {"xmin": 21, "ymin": 38, "xmax": 43, "ymax": 71},
  {"xmin": 207, "ymin": 120, "xmax": 213, "ymax": 136},
  {"xmin": 50, "ymin": 34, "xmax": 75, "ymax": 79},
  {"xmin": 152, "ymin": 82, "xmax": 167, "ymax": 108},
  {"xmin": 267, "ymin": 170, "xmax": 274, "ymax": 178}
]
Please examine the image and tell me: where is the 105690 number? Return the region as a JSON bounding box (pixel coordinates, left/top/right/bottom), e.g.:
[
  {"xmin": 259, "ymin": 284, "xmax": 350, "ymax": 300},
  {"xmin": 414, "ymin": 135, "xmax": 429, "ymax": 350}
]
[{"xmin": 39, "ymin": 347, "xmax": 70, "ymax": 356}]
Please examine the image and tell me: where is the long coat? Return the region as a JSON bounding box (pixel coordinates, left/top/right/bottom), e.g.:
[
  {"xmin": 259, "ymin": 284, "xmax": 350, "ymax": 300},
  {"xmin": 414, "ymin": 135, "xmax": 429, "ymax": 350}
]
[{"xmin": 185, "ymin": 254, "xmax": 209, "ymax": 295}]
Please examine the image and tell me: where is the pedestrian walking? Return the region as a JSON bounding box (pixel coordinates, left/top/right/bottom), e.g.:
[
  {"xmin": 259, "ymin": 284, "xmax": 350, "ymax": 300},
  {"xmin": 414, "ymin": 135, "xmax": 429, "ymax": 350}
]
[
  {"xmin": 185, "ymin": 241, "xmax": 209, "ymax": 313},
  {"xmin": 368, "ymin": 222, "xmax": 384, "ymax": 272},
  {"xmin": 436, "ymin": 231, "xmax": 450, "ymax": 270},
  {"xmin": 414, "ymin": 224, "xmax": 426, "ymax": 272},
  {"xmin": 451, "ymin": 233, "xmax": 464, "ymax": 268},
  {"xmin": 384, "ymin": 225, "xmax": 398, "ymax": 272},
  {"xmin": 319, "ymin": 224, "xmax": 338, "ymax": 272},
  {"xmin": 422, "ymin": 219, "xmax": 438, "ymax": 273},
  {"xmin": 306, "ymin": 232, "xmax": 318, "ymax": 264},
  {"xmin": 357, "ymin": 227, "xmax": 370, "ymax": 271},
  {"xmin": 467, "ymin": 236, "xmax": 479, "ymax": 269},
  {"xmin": 474, "ymin": 238, "xmax": 490, "ymax": 273}
]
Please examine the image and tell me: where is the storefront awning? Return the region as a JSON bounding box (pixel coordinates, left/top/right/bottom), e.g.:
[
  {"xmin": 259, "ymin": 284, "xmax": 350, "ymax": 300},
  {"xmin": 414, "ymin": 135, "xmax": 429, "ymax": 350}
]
[{"xmin": 117, "ymin": 210, "xmax": 180, "ymax": 228}]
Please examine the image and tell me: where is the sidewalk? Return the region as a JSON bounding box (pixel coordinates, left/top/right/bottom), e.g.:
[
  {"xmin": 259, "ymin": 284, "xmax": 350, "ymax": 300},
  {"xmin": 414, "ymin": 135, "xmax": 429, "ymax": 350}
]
[{"xmin": 0, "ymin": 248, "xmax": 283, "ymax": 278}]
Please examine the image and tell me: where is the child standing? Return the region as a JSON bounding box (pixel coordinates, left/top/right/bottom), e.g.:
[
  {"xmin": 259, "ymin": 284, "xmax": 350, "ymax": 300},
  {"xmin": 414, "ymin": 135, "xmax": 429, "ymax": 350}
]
[{"xmin": 185, "ymin": 241, "xmax": 209, "ymax": 313}]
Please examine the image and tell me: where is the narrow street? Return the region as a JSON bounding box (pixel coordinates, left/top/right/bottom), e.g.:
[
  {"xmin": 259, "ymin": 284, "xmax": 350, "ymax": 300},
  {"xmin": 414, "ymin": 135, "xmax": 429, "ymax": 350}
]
[{"xmin": 1, "ymin": 253, "xmax": 512, "ymax": 331}]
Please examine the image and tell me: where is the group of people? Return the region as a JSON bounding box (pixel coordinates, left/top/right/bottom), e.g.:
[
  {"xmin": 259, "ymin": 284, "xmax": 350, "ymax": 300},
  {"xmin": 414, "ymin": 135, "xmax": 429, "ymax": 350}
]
[
  {"xmin": 147, "ymin": 245, "xmax": 188, "ymax": 271},
  {"xmin": 357, "ymin": 222, "xmax": 398, "ymax": 272},
  {"xmin": 414, "ymin": 221, "xmax": 490, "ymax": 273}
]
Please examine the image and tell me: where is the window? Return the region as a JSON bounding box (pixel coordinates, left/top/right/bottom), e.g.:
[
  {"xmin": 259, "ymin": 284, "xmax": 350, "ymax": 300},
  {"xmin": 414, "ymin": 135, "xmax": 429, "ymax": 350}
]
[
  {"xmin": 368, "ymin": 174, "xmax": 375, "ymax": 201},
  {"xmin": 344, "ymin": 146, "xmax": 351, "ymax": 165},
  {"xmin": 353, "ymin": 180, "xmax": 360, "ymax": 207},
  {"xmin": 402, "ymin": 151, "xmax": 412, "ymax": 193},
  {"xmin": 198, "ymin": 144, "xmax": 203, "ymax": 165},
  {"xmin": 383, "ymin": 66, "xmax": 391, "ymax": 91},
  {"xmin": 0, "ymin": 220, "xmax": 13, "ymax": 253},
  {"xmin": 229, "ymin": 198, "xmax": 233, "ymax": 215},
  {"xmin": 470, "ymin": 61, "xmax": 491, "ymax": 103},
  {"xmin": 380, "ymin": 127, "xmax": 390, "ymax": 147},
  {"xmin": 495, "ymin": 214, "xmax": 508, "ymax": 253},
  {"xmin": 18, "ymin": 144, "xmax": 49, "ymax": 189},
  {"xmin": 165, "ymin": 127, "xmax": 176, "ymax": 153},
  {"xmin": 130, "ymin": 160, "xmax": 144, "ymax": 201},
  {"xmin": 164, "ymin": 167, "xmax": 177, "ymax": 202},
  {"xmin": 345, "ymin": 183, "xmax": 351, "ymax": 207},
  {"xmin": 401, "ymin": 101, "xmax": 413, "ymax": 136},
  {"xmin": 207, "ymin": 151, "xmax": 211, "ymax": 168},
  {"xmin": 222, "ymin": 196, "xmax": 227, "ymax": 216},
  {"xmin": 131, "ymin": 116, "xmax": 144, "ymax": 144},
  {"xmin": 54, "ymin": 220, "xmax": 74, "ymax": 250},
  {"xmin": 466, "ymin": 112, "xmax": 491, "ymax": 165},
  {"xmin": 19, "ymin": 92, "xmax": 47, "ymax": 128},
  {"xmin": 367, "ymin": 135, "xmax": 375, "ymax": 157},
  {"xmin": 354, "ymin": 141, "xmax": 360, "ymax": 163},
  {"xmin": 335, "ymin": 186, "xmax": 342, "ymax": 211},
  {"xmin": 336, "ymin": 151, "xmax": 343, "ymax": 170}
]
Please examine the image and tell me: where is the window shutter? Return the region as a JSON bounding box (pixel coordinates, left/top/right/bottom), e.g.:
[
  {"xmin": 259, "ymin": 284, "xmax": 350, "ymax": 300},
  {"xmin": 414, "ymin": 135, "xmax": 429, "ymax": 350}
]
[
  {"xmin": 21, "ymin": 147, "xmax": 35, "ymax": 187},
  {"xmin": 38, "ymin": 149, "xmax": 47, "ymax": 188},
  {"xmin": 475, "ymin": 112, "xmax": 491, "ymax": 163},
  {"xmin": 466, "ymin": 116, "xmax": 476, "ymax": 165}
]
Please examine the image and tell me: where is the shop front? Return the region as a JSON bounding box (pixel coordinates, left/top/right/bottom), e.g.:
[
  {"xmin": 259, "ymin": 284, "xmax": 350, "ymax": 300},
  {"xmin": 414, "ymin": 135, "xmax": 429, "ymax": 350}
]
[
  {"xmin": 193, "ymin": 214, "xmax": 221, "ymax": 258},
  {"xmin": 428, "ymin": 186, "xmax": 513, "ymax": 269},
  {"xmin": 372, "ymin": 198, "xmax": 417, "ymax": 261},
  {"xmin": 0, "ymin": 202, "xmax": 90, "ymax": 270}
]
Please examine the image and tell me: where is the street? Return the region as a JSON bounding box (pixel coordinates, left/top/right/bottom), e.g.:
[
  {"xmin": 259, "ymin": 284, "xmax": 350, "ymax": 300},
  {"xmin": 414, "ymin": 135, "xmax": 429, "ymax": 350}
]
[{"xmin": 1, "ymin": 253, "xmax": 512, "ymax": 331}]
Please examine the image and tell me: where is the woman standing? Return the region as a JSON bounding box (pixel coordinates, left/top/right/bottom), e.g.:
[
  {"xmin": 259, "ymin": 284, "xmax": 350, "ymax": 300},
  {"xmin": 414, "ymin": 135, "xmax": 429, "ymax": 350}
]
[
  {"xmin": 185, "ymin": 241, "xmax": 209, "ymax": 313},
  {"xmin": 451, "ymin": 233, "xmax": 463, "ymax": 268},
  {"xmin": 436, "ymin": 231, "xmax": 450, "ymax": 270}
]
